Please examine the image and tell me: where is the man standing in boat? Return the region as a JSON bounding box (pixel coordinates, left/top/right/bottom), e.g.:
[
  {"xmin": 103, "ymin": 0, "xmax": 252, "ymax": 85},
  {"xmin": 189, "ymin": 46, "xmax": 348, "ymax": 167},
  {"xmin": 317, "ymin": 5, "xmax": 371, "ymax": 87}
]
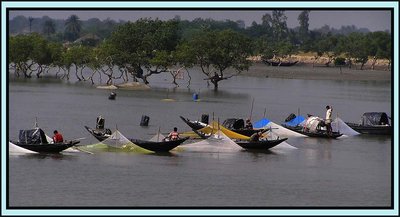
[
  {"xmin": 325, "ymin": 105, "xmax": 333, "ymax": 136},
  {"xmin": 53, "ymin": 130, "xmax": 64, "ymax": 143}
]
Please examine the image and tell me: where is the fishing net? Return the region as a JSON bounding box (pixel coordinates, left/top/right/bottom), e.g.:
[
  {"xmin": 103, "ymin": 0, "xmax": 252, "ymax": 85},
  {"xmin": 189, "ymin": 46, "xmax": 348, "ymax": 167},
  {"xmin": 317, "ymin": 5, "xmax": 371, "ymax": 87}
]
[
  {"xmin": 332, "ymin": 118, "xmax": 360, "ymax": 136},
  {"xmin": 253, "ymin": 118, "xmax": 306, "ymax": 138},
  {"xmin": 149, "ymin": 132, "xmax": 166, "ymax": 142},
  {"xmin": 9, "ymin": 142, "xmax": 37, "ymax": 154},
  {"xmin": 100, "ymin": 130, "xmax": 133, "ymax": 148},
  {"xmin": 182, "ymin": 130, "xmax": 242, "ymax": 152}
]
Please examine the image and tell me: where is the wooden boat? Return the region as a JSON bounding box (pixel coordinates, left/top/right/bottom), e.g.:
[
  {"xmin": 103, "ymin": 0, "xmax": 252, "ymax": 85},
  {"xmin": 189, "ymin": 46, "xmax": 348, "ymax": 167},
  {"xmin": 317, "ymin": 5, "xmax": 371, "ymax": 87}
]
[
  {"xmin": 263, "ymin": 59, "xmax": 299, "ymax": 66},
  {"xmin": 345, "ymin": 123, "xmax": 391, "ymax": 135},
  {"xmin": 222, "ymin": 118, "xmax": 265, "ymax": 136},
  {"xmin": 179, "ymin": 116, "xmax": 207, "ymax": 130},
  {"xmin": 345, "ymin": 112, "xmax": 392, "ymax": 135},
  {"xmin": 282, "ymin": 125, "xmax": 342, "ymax": 139},
  {"xmin": 11, "ymin": 128, "xmax": 80, "ymax": 153},
  {"xmin": 129, "ymin": 137, "xmax": 189, "ymax": 152},
  {"xmin": 84, "ymin": 126, "xmax": 111, "ymax": 141},
  {"xmin": 235, "ymin": 138, "xmax": 288, "ymax": 150},
  {"xmin": 11, "ymin": 140, "xmax": 80, "ymax": 153}
]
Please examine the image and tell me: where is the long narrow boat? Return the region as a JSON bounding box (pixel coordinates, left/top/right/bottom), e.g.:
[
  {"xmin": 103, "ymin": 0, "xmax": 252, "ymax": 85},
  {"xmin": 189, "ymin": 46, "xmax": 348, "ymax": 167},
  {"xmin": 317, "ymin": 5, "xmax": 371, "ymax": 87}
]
[
  {"xmin": 263, "ymin": 59, "xmax": 299, "ymax": 66},
  {"xmin": 345, "ymin": 123, "xmax": 391, "ymax": 135},
  {"xmin": 235, "ymin": 138, "xmax": 288, "ymax": 150},
  {"xmin": 345, "ymin": 112, "xmax": 392, "ymax": 135},
  {"xmin": 11, "ymin": 128, "xmax": 80, "ymax": 153},
  {"xmin": 179, "ymin": 116, "xmax": 207, "ymax": 130},
  {"xmin": 11, "ymin": 140, "xmax": 80, "ymax": 153},
  {"xmin": 84, "ymin": 126, "xmax": 111, "ymax": 141},
  {"xmin": 129, "ymin": 137, "xmax": 189, "ymax": 152},
  {"xmin": 180, "ymin": 116, "xmax": 263, "ymax": 137},
  {"xmin": 282, "ymin": 125, "xmax": 342, "ymax": 139}
]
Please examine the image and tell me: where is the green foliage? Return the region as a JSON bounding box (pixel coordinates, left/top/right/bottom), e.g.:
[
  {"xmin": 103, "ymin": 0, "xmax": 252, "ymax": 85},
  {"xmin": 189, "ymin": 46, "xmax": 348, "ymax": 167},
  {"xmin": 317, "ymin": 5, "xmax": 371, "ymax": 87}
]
[
  {"xmin": 177, "ymin": 29, "xmax": 252, "ymax": 89},
  {"xmin": 42, "ymin": 19, "xmax": 56, "ymax": 36},
  {"xmin": 334, "ymin": 57, "xmax": 346, "ymax": 66}
]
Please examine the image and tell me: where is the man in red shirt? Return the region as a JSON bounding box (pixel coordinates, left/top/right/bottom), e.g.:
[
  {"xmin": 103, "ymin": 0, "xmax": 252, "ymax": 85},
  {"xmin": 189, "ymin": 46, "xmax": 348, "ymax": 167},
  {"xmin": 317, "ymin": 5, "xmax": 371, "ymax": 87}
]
[{"xmin": 53, "ymin": 130, "xmax": 64, "ymax": 143}]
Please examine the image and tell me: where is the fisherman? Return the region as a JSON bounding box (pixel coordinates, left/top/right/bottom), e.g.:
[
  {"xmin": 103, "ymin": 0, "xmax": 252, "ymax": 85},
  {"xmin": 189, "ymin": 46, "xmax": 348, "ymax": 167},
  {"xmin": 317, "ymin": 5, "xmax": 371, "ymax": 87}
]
[
  {"xmin": 245, "ymin": 119, "xmax": 253, "ymax": 129},
  {"xmin": 53, "ymin": 130, "xmax": 64, "ymax": 143},
  {"xmin": 167, "ymin": 127, "xmax": 180, "ymax": 141},
  {"xmin": 250, "ymin": 131, "xmax": 262, "ymax": 142},
  {"xmin": 325, "ymin": 105, "xmax": 333, "ymax": 135},
  {"xmin": 249, "ymin": 129, "xmax": 268, "ymax": 142}
]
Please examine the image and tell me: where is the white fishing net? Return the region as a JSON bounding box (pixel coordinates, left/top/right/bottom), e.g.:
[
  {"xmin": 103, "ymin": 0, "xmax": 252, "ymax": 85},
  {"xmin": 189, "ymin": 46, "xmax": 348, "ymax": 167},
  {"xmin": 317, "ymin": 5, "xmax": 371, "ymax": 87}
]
[
  {"xmin": 9, "ymin": 142, "xmax": 37, "ymax": 154},
  {"xmin": 149, "ymin": 132, "xmax": 166, "ymax": 142},
  {"xmin": 262, "ymin": 122, "xmax": 307, "ymax": 138},
  {"xmin": 100, "ymin": 130, "xmax": 133, "ymax": 148},
  {"xmin": 182, "ymin": 130, "xmax": 242, "ymax": 153},
  {"xmin": 332, "ymin": 118, "xmax": 360, "ymax": 136}
]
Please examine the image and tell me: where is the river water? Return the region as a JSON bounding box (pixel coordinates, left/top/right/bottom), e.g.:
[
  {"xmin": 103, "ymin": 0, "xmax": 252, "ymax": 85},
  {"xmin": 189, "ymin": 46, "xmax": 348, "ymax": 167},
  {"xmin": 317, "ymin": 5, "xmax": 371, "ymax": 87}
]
[{"xmin": 7, "ymin": 66, "xmax": 392, "ymax": 208}]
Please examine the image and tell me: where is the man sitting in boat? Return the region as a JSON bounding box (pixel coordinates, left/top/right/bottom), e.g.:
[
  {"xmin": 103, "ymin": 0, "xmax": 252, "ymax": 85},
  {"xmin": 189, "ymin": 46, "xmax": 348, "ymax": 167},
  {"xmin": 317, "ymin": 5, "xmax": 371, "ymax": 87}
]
[
  {"xmin": 249, "ymin": 128, "xmax": 268, "ymax": 142},
  {"xmin": 245, "ymin": 119, "xmax": 253, "ymax": 129},
  {"xmin": 166, "ymin": 127, "xmax": 180, "ymax": 141},
  {"xmin": 53, "ymin": 130, "xmax": 64, "ymax": 143},
  {"xmin": 250, "ymin": 131, "xmax": 262, "ymax": 142}
]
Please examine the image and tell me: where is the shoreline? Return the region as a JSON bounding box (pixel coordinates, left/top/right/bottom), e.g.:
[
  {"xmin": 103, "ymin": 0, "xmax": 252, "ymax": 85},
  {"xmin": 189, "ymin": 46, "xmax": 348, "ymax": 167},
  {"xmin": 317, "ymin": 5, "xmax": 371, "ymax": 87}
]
[{"xmin": 240, "ymin": 62, "xmax": 392, "ymax": 81}]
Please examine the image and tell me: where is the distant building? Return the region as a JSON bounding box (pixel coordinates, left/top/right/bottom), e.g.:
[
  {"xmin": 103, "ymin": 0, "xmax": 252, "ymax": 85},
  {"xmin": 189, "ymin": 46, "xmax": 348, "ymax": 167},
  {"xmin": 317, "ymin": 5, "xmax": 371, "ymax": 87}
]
[{"xmin": 73, "ymin": 33, "xmax": 101, "ymax": 46}]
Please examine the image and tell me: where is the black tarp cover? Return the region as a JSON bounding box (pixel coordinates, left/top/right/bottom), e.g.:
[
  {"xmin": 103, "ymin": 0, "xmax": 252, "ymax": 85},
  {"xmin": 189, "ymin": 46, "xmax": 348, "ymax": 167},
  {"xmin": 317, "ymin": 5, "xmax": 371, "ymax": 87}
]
[
  {"xmin": 222, "ymin": 118, "xmax": 245, "ymax": 130},
  {"xmin": 361, "ymin": 112, "xmax": 390, "ymax": 126},
  {"xmin": 19, "ymin": 128, "xmax": 48, "ymax": 144}
]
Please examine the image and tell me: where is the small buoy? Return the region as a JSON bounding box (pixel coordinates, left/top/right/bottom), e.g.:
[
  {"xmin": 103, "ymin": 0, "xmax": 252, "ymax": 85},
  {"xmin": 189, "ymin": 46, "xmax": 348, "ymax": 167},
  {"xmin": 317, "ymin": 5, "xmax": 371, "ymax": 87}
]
[
  {"xmin": 140, "ymin": 115, "xmax": 150, "ymax": 126},
  {"xmin": 192, "ymin": 93, "xmax": 199, "ymax": 101},
  {"xmin": 108, "ymin": 92, "xmax": 116, "ymax": 100}
]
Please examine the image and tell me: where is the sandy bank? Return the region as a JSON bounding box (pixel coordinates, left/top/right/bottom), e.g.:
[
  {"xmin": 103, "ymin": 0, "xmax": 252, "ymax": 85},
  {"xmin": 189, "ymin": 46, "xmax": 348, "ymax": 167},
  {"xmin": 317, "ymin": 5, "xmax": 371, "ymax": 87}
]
[{"xmin": 240, "ymin": 62, "xmax": 391, "ymax": 81}]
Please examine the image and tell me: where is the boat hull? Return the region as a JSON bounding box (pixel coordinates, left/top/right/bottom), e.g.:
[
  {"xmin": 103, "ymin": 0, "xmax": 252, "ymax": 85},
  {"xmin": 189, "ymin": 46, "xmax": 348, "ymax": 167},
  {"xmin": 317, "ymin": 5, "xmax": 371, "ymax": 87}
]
[
  {"xmin": 84, "ymin": 126, "xmax": 110, "ymax": 141},
  {"xmin": 235, "ymin": 138, "xmax": 288, "ymax": 150},
  {"xmin": 345, "ymin": 122, "xmax": 392, "ymax": 135},
  {"xmin": 282, "ymin": 125, "xmax": 342, "ymax": 139},
  {"xmin": 11, "ymin": 140, "xmax": 80, "ymax": 153},
  {"xmin": 129, "ymin": 137, "xmax": 189, "ymax": 152}
]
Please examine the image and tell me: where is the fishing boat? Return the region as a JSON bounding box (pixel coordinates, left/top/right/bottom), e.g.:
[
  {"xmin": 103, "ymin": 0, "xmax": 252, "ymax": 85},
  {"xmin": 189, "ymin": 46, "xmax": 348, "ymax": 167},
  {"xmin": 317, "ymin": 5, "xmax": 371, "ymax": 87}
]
[
  {"xmin": 222, "ymin": 118, "xmax": 265, "ymax": 137},
  {"xmin": 84, "ymin": 126, "xmax": 111, "ymax": 141},
  {"xmin": 283, "ymin": 125, "xmax": 343, "ymax": 138},
  {"xmin": 179, "ymin": 116, "xmax": 208, "ymax": 130},
  {"xmin": 345, "ymin": 112, "xmax": 392, "ymax": 135},
  {"xmin": 129, "ymin": 137, "xmax": 189, "ymax": 152},
  {"xmin": 282, "ymin": 115, "xmax": 342, "ymax": 139},
  {"xmin": 235, "ymin": 138, "xmax": 288, "ymax": 150},
  {"xmin": 263, "ymin": 59, "xmax": 299, "ymax": 66},
  {"xmin": 11, "ymin": 128, "xmax": 80, "ymax": 153}
]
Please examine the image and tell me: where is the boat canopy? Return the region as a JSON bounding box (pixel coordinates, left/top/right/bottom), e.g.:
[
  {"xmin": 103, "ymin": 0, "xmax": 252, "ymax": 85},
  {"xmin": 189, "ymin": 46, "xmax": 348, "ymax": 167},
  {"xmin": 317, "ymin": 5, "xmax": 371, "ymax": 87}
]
[
  {"xmin": 19, "ymin": 128, "xmax": 48, "ymax": 144},
  {"xmin": 361, "ymin": 112, "xmax": 390, "ymax": 126},
  {"xmin": 283, "ymin": 114, "xmax": 306, "ymax": 127},
  {"xmin": 222, "ymin": 118, "xmax": 245, "ymax": 130}
]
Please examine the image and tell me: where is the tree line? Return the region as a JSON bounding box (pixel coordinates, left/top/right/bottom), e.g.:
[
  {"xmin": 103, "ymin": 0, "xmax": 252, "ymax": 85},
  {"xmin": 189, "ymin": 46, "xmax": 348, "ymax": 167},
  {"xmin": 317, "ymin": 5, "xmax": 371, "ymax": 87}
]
[{"xmin": 9, "ymin": 11, "xmax": 392, "ymax": 90}]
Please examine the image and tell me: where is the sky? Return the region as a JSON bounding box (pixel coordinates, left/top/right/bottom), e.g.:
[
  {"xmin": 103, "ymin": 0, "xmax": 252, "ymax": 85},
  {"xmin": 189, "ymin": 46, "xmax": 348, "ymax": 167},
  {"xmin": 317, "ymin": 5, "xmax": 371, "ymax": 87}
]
[{"xmin": 9, "ymin": 10, "xmax": 391, "ymax": 32}]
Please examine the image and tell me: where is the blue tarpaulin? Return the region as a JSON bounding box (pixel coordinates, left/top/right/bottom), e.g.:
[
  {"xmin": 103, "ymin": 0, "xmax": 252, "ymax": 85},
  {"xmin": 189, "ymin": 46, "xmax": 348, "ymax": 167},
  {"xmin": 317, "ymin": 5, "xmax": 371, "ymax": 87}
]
[
  {"xmin": 253, "ymin": 118, "xmax": 271, "ymax": 128},
  {"xmin": 284, "ymin": 116, "xmax": 305, "ymax": 127}
]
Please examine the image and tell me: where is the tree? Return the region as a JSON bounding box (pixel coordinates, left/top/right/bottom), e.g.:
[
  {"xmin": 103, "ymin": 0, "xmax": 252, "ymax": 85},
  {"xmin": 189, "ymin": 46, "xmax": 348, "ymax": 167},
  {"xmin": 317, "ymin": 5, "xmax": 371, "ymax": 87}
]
[
  {"xmin": 42, "ymin": 19, "xmax": 56, "ymax": 37},
  {"xmin": 9, "ymin": 34, "xmax": 35, "ymax": 77},
  {"xmin": 297, "ymin": 10, "xmax": 310, "ymax": 50},
  {"xmin": 64, "ymin": 15, "xmax": 82, "ymax": 42},
  {"xmin": 367, "ymin": 31, "xmax": 391, "ymax": 70},
  {"xmin": 28, "ymin": 17, "xmax": 34, "ymax": 33},
  {"xmin": 108, "ymin": 19, "xmax": 180, "ymax": 84},
  {"xmin": 177, "ymin": 29, "xmax": 252, "ymax": 90},
  {"xmin": 271, "ymin": 10, "xmax": 288, "ymax": 42}
]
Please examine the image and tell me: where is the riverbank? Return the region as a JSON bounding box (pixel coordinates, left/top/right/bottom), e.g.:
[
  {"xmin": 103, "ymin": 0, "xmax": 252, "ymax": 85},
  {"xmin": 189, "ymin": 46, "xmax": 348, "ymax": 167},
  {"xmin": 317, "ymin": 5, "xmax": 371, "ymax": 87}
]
[{"xmin": 240, "ymin": 62, "xmax": 391, "ymax": 81}]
